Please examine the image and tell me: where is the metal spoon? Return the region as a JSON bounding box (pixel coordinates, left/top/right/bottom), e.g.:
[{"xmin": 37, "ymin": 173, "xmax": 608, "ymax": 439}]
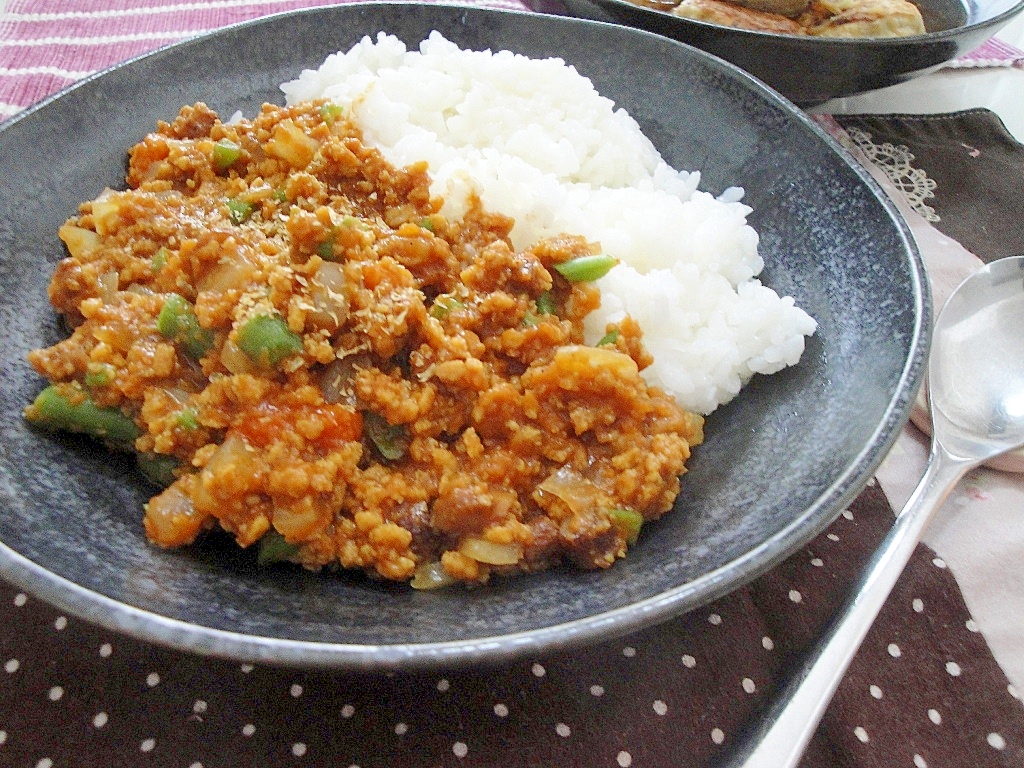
[{"xmin": 727, "ymin": 254, "xmax": 1024, "ymax": 768}]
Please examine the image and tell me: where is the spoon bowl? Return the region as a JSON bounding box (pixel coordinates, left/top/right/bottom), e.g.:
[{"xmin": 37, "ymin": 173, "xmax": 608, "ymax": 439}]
[
  {"xmin": 728, "ymin": 254, "xmax": 1024, "ymax": 767},
  {"xmin": 930, "ymin": 257, "xmax": 1024, "ymax": 460}
]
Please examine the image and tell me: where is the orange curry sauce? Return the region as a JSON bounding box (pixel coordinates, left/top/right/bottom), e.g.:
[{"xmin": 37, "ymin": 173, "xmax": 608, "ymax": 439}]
[{"xmin": 26, "ymin": 100, "xmax": 703, "ymax": 586}]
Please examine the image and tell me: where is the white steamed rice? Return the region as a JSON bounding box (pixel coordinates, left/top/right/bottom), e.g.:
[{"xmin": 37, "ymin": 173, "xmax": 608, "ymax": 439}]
[{"xmin": 281, "ymin": 31, "xmax": 817, "ymax": 415}]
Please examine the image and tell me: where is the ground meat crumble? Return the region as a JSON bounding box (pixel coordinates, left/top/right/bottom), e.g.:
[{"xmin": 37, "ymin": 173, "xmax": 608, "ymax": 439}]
[{"xmin": 25, "ymin": 100, "xmax": 703, "ymax": 587}]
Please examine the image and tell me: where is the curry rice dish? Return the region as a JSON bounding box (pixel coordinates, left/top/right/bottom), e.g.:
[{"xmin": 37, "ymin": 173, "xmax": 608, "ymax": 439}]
[{"xmin": 24, "ymin": 100, "xmax": 705, "ymax": 587}]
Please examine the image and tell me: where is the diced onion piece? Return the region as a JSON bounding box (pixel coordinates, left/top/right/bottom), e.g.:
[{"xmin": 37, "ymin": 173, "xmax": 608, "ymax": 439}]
[
  {"xmin": 97, "ymin": 270, "xmax": 119, "ymax": 302},
  {"xmin": 535, "ymin": 464, "xmax": 605, "ymax": 516},
  {"xmin": 144, "ymin": 481, "xmax": 208, "ymax": 547},
  {"xmin": 204, "ymin": 432, "xmax": 252, "ymax": 473},
  {"xmin": 199, "ymin": 257, "xmax": 257, "ymax": 293},
  {"xmin": 266, "ymin": 119, "xmax": 320, "ymax": 168},
  {"xmin": 91, "ymin": 190, "xmax": 121, "ymax": 236},
  {"xmin": 241, "ymin": 184, "xmax": 276, "ymax": 204},
  {"xmin": 192, "ymin": 432, "xmax": 254, "ymax": 513},
  {"xmin": 307, "ymin": 261, "xmax": 348, "ymax": 330},
  {"xmin": 553, "ymin": 344, "xmax": 639, "ymax": 379},
  {"xmin": 165, "ymin": 387, "xmax": 191, "ymax": 407},
  {"xmin": 458, "ymin": 537, "xmax": 523, "ymax": 566},
  {"xmin": 272, "ymin": 498, "xmax": 328, "ymax": 541},
  {"xmin": 315, "ymin": 260, "xmax": 346, "ymax": 292},
  {"xmin": 58, "ymin": 224, "xmax": 101, "ymax": 258},
  {"xmin": 410, "ymin": 561, "xmax": 457, "ymax": 590}
]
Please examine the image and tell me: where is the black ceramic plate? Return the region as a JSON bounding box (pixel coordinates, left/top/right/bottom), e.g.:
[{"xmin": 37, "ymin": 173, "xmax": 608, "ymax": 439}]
[
  {"xmin": 532, "ymin": 0, "xmax": 1024, "ymax": 104},
  {"xmin": 0, "ymin": 2, "xmax": 928, "ymax": 669}
]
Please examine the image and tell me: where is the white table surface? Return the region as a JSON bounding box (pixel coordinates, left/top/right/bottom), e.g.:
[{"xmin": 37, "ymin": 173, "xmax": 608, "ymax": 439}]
[{"xmin": 817, "ymin": 13, "xmax": 1024, "ymax": 140}]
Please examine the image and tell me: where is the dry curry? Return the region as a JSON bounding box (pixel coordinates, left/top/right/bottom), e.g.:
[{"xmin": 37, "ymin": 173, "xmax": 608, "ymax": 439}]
[{"xmin": 24, "ymin": 100, "xmax": 703, "ymax": 587}]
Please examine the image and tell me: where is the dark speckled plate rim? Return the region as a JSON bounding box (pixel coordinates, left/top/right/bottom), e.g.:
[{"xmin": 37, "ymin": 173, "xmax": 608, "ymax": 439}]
[
  {"xmin": 0, "ymin": 2, "xmax": 929, "ymax": 670},
  {"xmin": 539, "ymin": 0, "xmax": 1024, "ymax": 104},
  {"xmin": 586, "ymin": 0, "xmax": 1024, "ymax": 44}
]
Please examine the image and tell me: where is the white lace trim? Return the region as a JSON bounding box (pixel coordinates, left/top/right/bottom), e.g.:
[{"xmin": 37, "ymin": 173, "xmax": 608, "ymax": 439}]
[{"xmin": 846, "ymin": 126, "xmax": 940, "ymax": 222}]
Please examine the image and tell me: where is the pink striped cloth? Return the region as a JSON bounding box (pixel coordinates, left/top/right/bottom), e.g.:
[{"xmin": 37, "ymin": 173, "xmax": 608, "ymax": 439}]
[
  {"xmin": 0, "ymin": 0, "xmax": 529, "ymax": 121},
  {"xmin": 943, "ymin": 35, "xmax": 1024, "ymax": 68},
  {"xmin": 3, "ymin": 0, "xmax": 1023, "ymax": 122}
]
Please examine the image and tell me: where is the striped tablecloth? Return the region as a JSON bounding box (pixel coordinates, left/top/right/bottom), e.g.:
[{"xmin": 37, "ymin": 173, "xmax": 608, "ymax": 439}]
[
  {"xmin": 0, "ymin": 0, "xmax": 532, "ymax": 121},
  {"xmin": 2, "ymin": 0, "xmax": 1022, "ymax": 121}
]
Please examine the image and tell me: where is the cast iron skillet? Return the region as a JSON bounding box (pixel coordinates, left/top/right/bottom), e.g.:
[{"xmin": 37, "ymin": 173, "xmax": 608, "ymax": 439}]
[
  {"xmin": 0, "ymin": 3, "xmax": 927, "ymax": 669},
  {"xmin": 528, "ymin": 0, "xmax": 1024, "ymax": 104}
]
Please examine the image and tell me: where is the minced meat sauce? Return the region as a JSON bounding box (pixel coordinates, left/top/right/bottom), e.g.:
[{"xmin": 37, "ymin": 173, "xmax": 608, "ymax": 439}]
[{"xmin": 25, "ymin": 100, "xmax": 704, "ymax": 587}]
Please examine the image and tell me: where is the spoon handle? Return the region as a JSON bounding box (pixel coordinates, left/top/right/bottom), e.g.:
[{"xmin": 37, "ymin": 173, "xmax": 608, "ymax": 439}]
[{"xmin": 725, "ymin": 444, "xmax": 976, "ymax": 768}]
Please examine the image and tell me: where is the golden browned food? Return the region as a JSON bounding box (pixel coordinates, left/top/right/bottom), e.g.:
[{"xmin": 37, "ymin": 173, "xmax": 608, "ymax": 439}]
[
  {"xmin": 666, "ymin": 0, "xmax": 924, "ymax": 35},
  {"xmin": 673, "ymin": 0, "xmax": 807, "ymax": 33},
  {"xmin": 720, "ymin": 0, "xmax": 812, "ymax": 20},
  {"xmin": 25, "ymin": 100, "xmax": 704, "ymax": 587},
  {"xmin": 799, "ymin": 0, "xmax": 925, "ymax": 36}
]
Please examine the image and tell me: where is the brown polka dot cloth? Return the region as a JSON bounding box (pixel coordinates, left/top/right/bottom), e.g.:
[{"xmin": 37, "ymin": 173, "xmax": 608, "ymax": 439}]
[
  {"xmin": 830, "ymin": 110, "xmax": 1024, "ymax": 265},
  {"xmin": 2, "ymin": 482, "xmax": 1021, "ymax": 767}
]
